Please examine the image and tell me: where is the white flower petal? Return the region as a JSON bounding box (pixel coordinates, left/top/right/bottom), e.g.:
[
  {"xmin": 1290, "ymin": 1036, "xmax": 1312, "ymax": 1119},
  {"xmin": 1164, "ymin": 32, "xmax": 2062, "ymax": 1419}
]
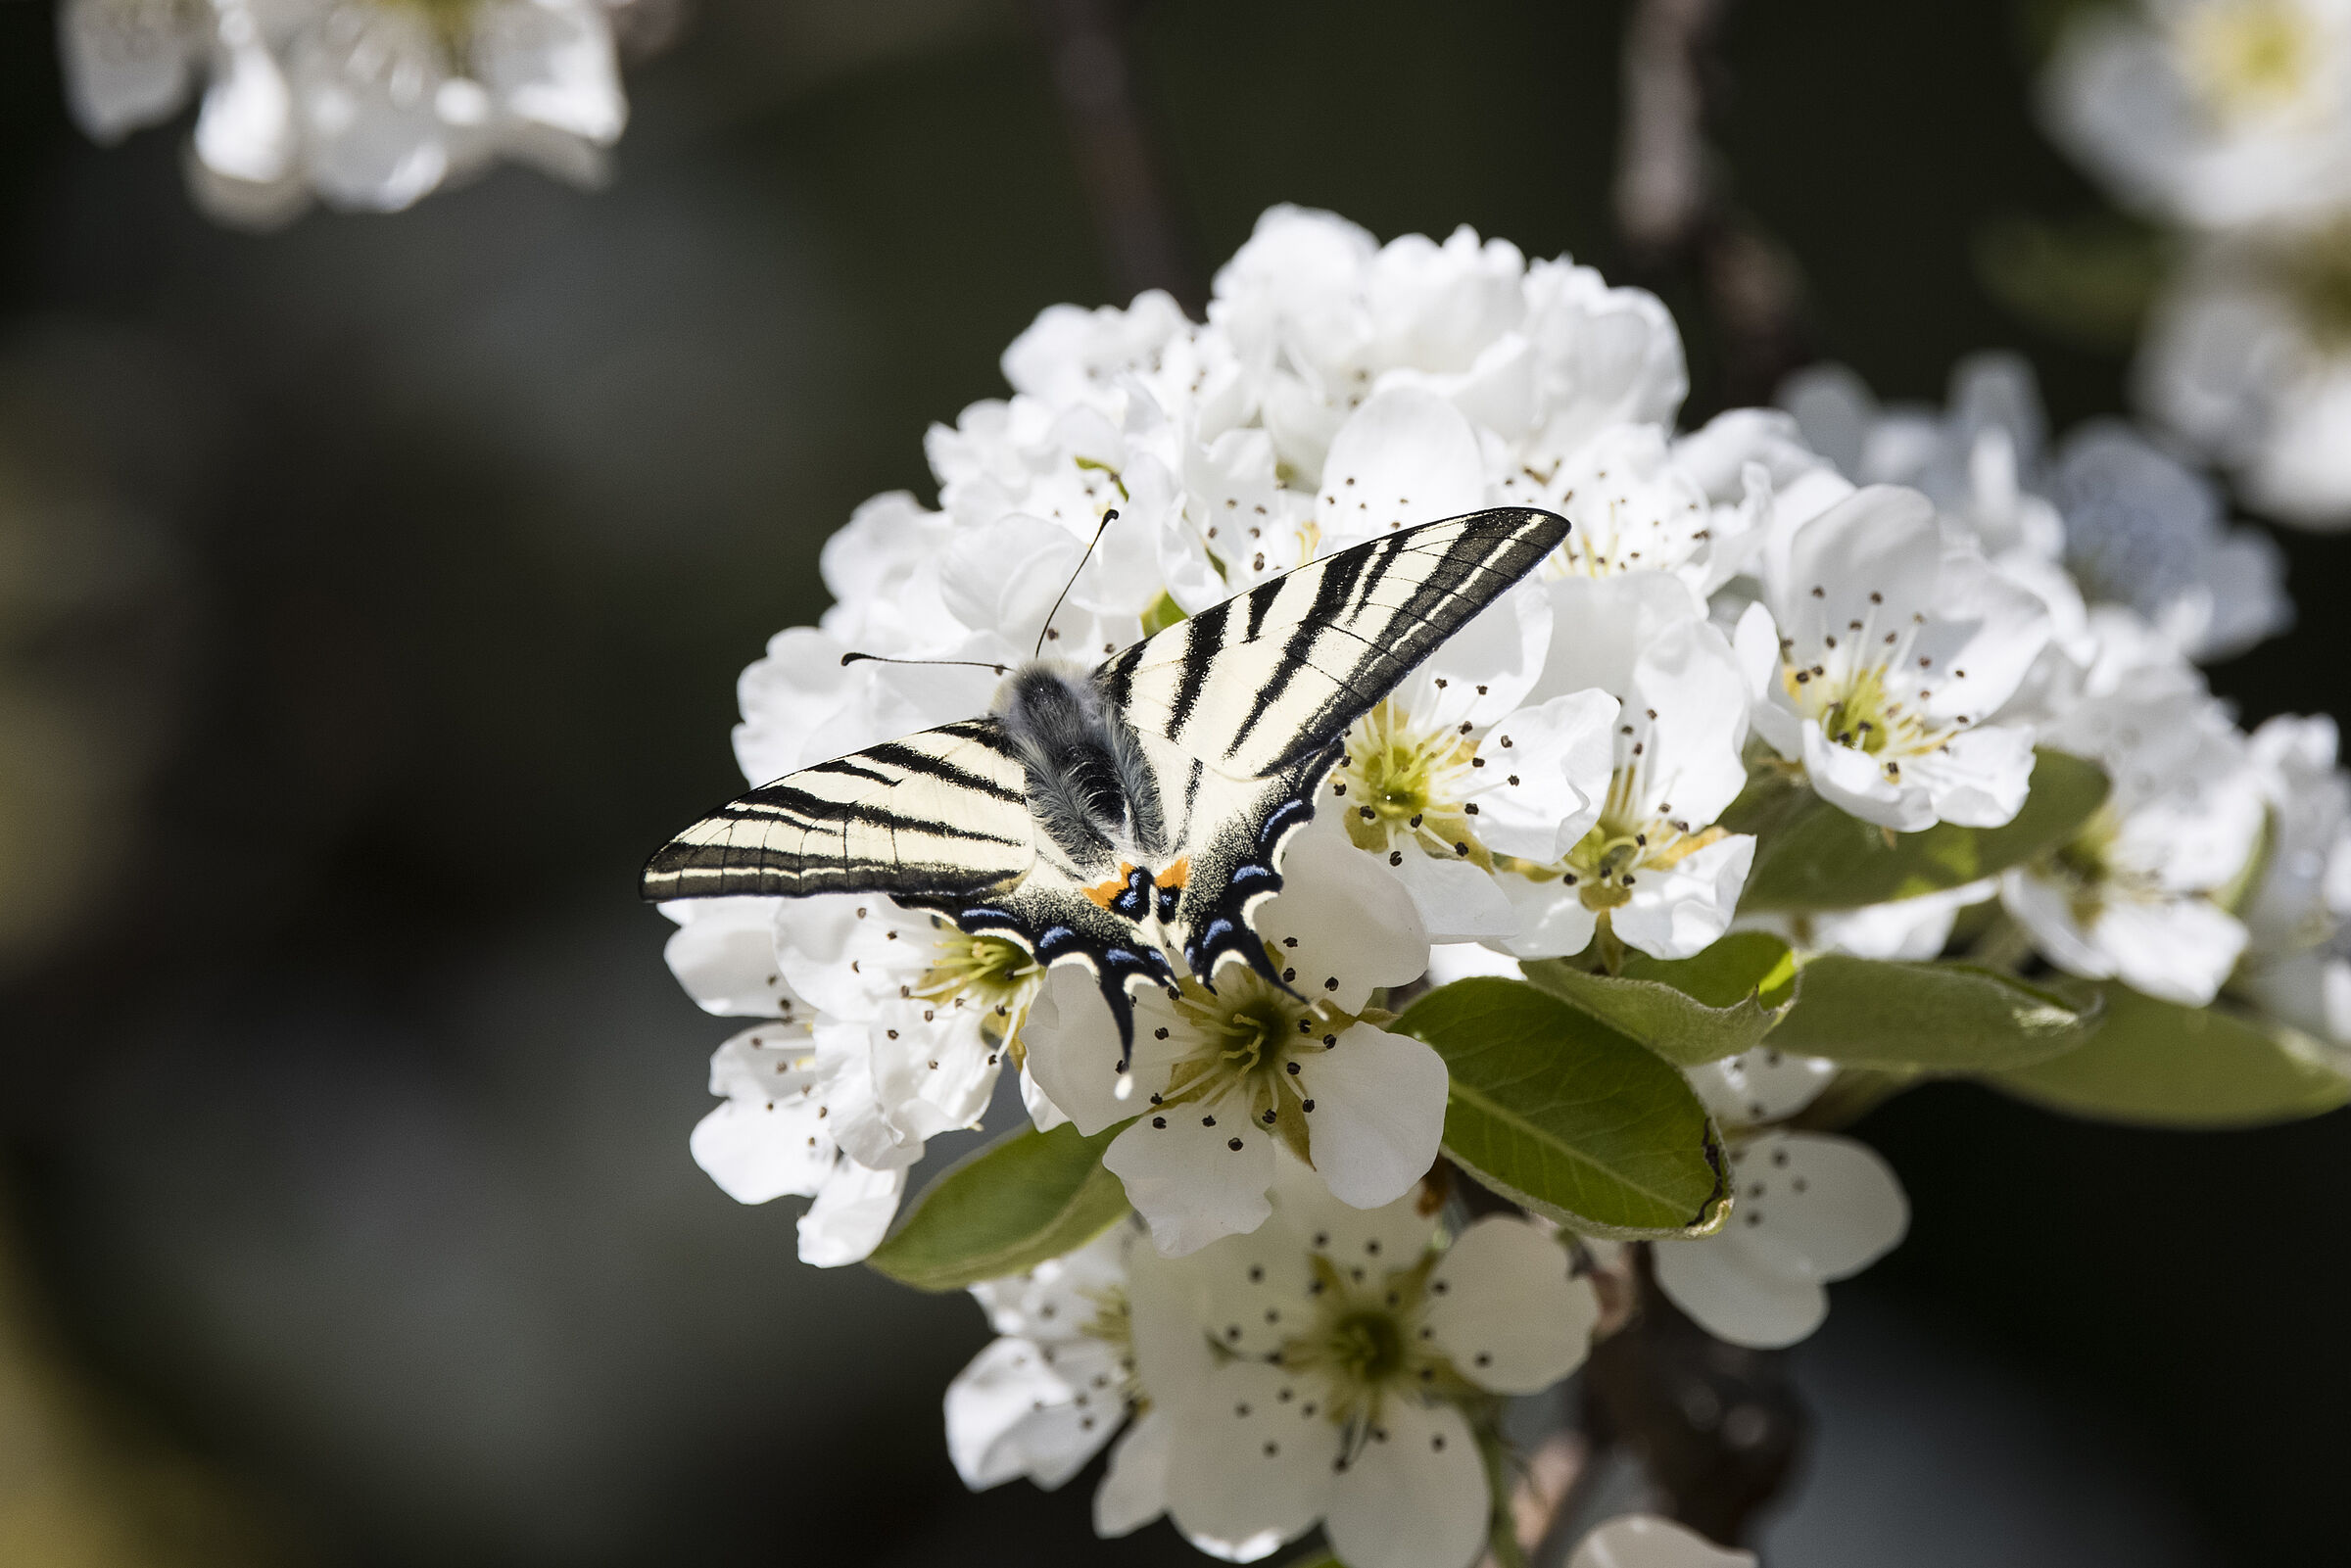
[
  {"xmin": 867, "ymin": 999, "xmax": 999, "ymax": 1149},
  {"xmin": 661, "ymin": 896, "xmax": 795, "ymax": 1018},
  {"xmin": 1163, "ymin": 1360, "xmax": 1337, "ymax": 1561},
  {"xmin": 1497, "ymin": 873, "xmax": 1599, "ymax": 961},
  {"xmin": 1651, "ymin": 1231, "xmax": 1829, "ymax": 1350},
  {"xmin": 1323, "ymin": 1399, "xmax": 1489, "ymax": 1568},
  {"xmin": 795, "ymin": 1158, "xmax": 905, "ymax": 1267},
  {"xmin": 1316, "ymin": 387, "xmax": 1489, "ymax": 547},
  {"xmin": 1022, "ymin": 966, "xmax": 1182, "ymax": 1137},
  {"xmin": 1259, "ymin": 826, "xmax": 1430, "ymax": 1011},
  {"xmin": 689, "ymin": 1097, "xmax": 830, "ymax": 1205},
  {"xmin": 1628, "ymin": 617, "xmax": 1752, "ymax": 827},
  {"xmin": 1105, "ymin": 1089, "xmax": 1278, "ymax": 1257},
  {"xmin": 1609, "ymin": 832, "xmax": 1753, "ymax": 961},
  {"xmin": 471, "ymin": 0, "xmax": 627, "ymax": 143},
  {"xmin": 1388, "ymin": 848, "xmax": 1522, "ymax": 942},
  {"xmin": 1654, "ymin": 1132, "xmax": 1905, "ymax": 1348},
  {"xmin": 193, "ymin": 11, "xmax": 296, "ymax": 184},
  {"xmin": 1686, "ymin": 1047, "xmax": 1837, "ymax": 1127},
  {"xmin": 1570, "ymin": 1514, "xmax": 1757, "ymax": 1568},
  {"xmin": 943, "ymin": 1335, "xmax": 1124, "ymax": 1492},
  {"xmin": 2097, "ymin": 896, "xmax": 2247, "ymax": 1007},
  {"xmin": 1296, "ymin": 1024, "xmax": 1449, "ymax": 1210},
  {"xmin": 1799, "ymin": 716, "xmax": 1927, "ymax": 831},
  {"xmin": 1720, "ymin": 1132, "xmax": 1908, "ymax": 1280},
  {"xmin": 1094, "ymin": 1406, "xmax": 1174, "ymax": 1537},
  {"xmin": 1422, "ymin": 1217, "xmax": 1598, "ymax": 1393},
  {"xmin": 1472, "ymin": 691, "xmax": 1620, "ymax": 863}
]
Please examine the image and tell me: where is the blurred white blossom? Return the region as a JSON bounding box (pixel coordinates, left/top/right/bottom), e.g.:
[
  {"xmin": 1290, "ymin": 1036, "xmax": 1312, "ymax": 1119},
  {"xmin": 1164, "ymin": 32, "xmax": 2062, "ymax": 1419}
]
[
  {"xmin": 2040, "ymin": 0, "xmax": 2351, "ymax": 231},
  {"xmin": 1570, "ymin": 1514, "xmax": 1758, "ymax": 1568},
  {"xmin": 2137, "ymin": 230, "xmax": 2351, "ymax": 528},
  {"xmin": 59, "ymin": 0, "xmax": 635, "ymax": 224},
  {"xmin": 1782, "ymin": 355, "xmax": 2291, "ymax": 661},
  {"xmin": 2002, "ymin": 666, "xmax": 2268, "ymax": 1005}
]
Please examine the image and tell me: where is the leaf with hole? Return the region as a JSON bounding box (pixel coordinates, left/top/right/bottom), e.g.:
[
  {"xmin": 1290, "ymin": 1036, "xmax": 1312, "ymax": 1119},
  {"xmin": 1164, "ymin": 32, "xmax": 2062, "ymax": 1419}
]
[
  {"xmin": 1768, "ymin": 954, "xmax": 2101, "ymax": 1070},
  {"xmin": 1994, "ymin": 985, "xmax": 2351, "ymax": 1127}
]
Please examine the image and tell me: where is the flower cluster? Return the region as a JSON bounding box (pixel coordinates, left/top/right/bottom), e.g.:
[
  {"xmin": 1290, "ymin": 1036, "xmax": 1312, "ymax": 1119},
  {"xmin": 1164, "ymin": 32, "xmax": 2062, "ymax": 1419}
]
[
  {"xmin": 2041, "ymin": 0, "xmax": 2351, "ymax": 525},
  {"xmin": 945, "ymin": 1158, "xmax": 1600, "ymax": 1568},
  {"xmin": 655, "ymin": 208, "xmax": 2346, "ymax": 1563},
  {"xmin": 58, "ymin": 0, "xmax": 642, "ymax": 224}
]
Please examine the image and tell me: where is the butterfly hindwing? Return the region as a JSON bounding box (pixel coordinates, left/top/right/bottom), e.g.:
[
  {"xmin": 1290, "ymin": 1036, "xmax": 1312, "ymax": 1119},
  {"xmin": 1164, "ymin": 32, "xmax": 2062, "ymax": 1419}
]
[
  {"xmin": 640, "ymin": 718, "xmax": 1037, "ymax": 903},
  {"xmin": 1098, "ymin": 508, "xmax": 1569, "ymax": 780}
]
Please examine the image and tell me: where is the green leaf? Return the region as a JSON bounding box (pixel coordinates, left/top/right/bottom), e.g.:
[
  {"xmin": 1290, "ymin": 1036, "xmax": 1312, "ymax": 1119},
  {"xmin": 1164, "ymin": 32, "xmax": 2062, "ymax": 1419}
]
[
  {"xmin": 1397, "ymin": 978, "xmax": 1729, "ymax": 1238},
  {"xmin": 1522, "ymin": 932, "xmax": 1799, "ymax": 1066},
  {"xmin": 1139, "ymin": 591, "xmax": 1187, "ymax": 636},
  {"xmin": 1767, "ymin": 954, "xmax": 2101, "ymax": 1070},
  {"xmin": 1994, "ymin": 985, "xmax": 2351, "ymax": 1127},
  {"xmin": 1725, "ymin": 749, "xmax": 2110, "ymax": 914},
  {"xmin": 1975, "ymin": 211, "xmax": 2169, "ymax": 352},
  {"xmin": 866, "ymin": 1121, "xmax": 1130, "ymax": 1292}
]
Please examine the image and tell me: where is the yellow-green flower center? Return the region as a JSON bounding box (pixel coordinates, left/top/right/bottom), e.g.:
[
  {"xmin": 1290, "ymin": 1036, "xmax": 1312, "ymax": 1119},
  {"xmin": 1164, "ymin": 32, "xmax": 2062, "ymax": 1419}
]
[
  {"xmin": 1336, "ymin": 700, "xmax": 1489, "ymax": 867},
  {"xmin": 917, "ymin": 927, "xmax": 1044, "ymax": 1053},
  {"xmin": 2182, "ymin": 0, "xmax": 2320, "ymax": 121},
  {"xmin": 1156, "ymin": 966, "xmax": 1362, "ymax": 1159},
  {"xmin": 1271, "ymin": 1254, "xmax": 1469, "ymax": 1435}
]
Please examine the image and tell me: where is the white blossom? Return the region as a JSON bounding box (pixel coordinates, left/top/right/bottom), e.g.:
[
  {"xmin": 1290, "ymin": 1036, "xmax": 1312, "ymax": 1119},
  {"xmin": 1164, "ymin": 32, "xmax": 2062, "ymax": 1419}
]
[
  {"xmin": 944, "ymin": 1223, "xmax": 1200, "ymax": 1535},
  {"xmin": 1138, "ymin": 1157, "xmax": 1600, "ymax": 1568},
  {"xmin": 2040, "ymin": 0, "xmax": 2351, "ymax": 231},
  {"xmin": 1686, "ymin": 1046, "xmax": 1839, "ymax": 1130},
  {"xmin": 1651, "ymin": 1130, "xmax": 1908, "ymax": 1350},
  {"xmin": 2137, "ymin": 230, "xmax": 2351, "ymax": 529},
  {"xmin": 1501, "ymin": 597, "xmax": 1756, "ymax": 960},
  {"xmin": 2001, "ymin": 670, "xmax": 2268, "ymax": 1005},
  {"xmin": 1740, "ymin": 485, "xmax": 2052, "ymax": 832},
  {"xmin": 686, "ymin": 1022, "xmax": 907, "ymax": 1267},
  {"xmin": 1022, "ymin": 828, "xmax": 1441, "ymax": 1257},
  {"xmin": 1782, "ymin": 356, "xmax": 2289, "ymax": 661},
  {"xmin": 61, "ymin": 0, "xmax": 633, "ymax": 224},
  {"xmin": 2230, "ymin": 715, "xmax": 2351, "ymax": 1060},
  {"xmin": 1666, "ymin": 1049, "xmax": 1907, "ymax": 1348}
]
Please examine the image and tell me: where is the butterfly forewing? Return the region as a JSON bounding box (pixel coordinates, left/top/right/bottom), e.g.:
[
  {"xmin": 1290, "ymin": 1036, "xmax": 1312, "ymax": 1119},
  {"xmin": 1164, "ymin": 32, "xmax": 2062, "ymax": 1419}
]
[
  {"xmin": 641, "ymin": 718, "xmax": 1036, "ymax": 903},
  {"xmin": 1099, "ymin": 508, "xmax": 1569, "ymax": 780}
]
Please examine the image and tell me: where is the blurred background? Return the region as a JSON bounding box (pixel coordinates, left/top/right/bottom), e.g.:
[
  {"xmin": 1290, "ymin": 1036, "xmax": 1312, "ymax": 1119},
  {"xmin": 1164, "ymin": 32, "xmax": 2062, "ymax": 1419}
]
[{"xmin": 0, "ymin": 1, "xmax": 2341, "ymax": 1562}]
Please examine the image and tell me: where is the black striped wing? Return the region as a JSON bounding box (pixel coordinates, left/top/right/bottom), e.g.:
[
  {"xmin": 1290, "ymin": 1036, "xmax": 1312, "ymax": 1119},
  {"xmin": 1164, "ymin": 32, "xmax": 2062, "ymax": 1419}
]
[
  {"xmin": 1097, "ymin": 508, "xmax": 1570, "ymax": 780},
  {"xmin": 640, "ymin": 718, "xmax": 1036, "ymax": 904}
]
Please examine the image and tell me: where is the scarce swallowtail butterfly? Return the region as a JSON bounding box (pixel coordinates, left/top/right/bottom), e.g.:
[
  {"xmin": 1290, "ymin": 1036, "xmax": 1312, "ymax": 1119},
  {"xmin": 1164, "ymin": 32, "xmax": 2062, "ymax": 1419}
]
[{"xmin": 642, "ymin": 507, "xmax": 1570, "ymax": 1062}]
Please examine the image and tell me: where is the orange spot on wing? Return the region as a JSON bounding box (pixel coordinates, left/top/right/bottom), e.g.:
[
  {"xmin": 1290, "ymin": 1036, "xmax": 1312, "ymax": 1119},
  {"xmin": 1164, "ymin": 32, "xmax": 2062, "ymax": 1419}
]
[
  {"xmin": 1155, "ymin": 858, "xmax": 1190, "ymax": 890},
  {"xmin": 1084, "ymin": 863, "xmax": 1139, "ymax": 911}
]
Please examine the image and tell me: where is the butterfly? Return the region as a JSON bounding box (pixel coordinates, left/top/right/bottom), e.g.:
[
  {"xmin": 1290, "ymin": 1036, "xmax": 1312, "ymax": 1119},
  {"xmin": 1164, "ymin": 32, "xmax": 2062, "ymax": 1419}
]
[{"xmin": 642, "ymin": 506, "xmax": 1570, "ymax": 1061}]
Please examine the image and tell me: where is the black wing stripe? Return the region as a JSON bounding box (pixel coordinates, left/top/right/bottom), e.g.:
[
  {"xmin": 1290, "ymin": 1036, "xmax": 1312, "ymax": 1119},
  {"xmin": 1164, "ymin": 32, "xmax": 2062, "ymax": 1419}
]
[
  {"xmin": 1165, "ymin": 596, "xmax": 1232, "ymax": 744},
  {"xmin": 1224, "ymin": 534, "xmax": 1379, "ymax": 758},
  {"xmin": 1101, "ymin": 510, "xmax": 1566, "ymax": 779},
  {"xmin": 857, "ymin": 740, "xmax": 1028, "ymax": 803}
]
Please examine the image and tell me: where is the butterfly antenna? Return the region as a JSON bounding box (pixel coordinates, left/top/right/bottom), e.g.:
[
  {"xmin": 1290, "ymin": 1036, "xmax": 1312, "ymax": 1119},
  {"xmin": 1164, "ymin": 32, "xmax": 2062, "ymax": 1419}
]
[
  {"xmin": 839, "ymin": 652, "xmax": 1011, "ymax": 674},
  {"xmin": 1034, "ymin": 508, "xmax": 1118, "ymax": 661}
]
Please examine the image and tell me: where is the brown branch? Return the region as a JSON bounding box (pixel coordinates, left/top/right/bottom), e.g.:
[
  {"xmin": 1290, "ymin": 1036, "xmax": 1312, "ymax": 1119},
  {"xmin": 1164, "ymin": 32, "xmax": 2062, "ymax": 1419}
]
[
  {"xmin": 1613, "ymin": 0, "xmax": 1811, "ymax": 413},
  {"xmin": 1029, "ymin": 0, "xmax": 1201, "ymax": 311}
]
